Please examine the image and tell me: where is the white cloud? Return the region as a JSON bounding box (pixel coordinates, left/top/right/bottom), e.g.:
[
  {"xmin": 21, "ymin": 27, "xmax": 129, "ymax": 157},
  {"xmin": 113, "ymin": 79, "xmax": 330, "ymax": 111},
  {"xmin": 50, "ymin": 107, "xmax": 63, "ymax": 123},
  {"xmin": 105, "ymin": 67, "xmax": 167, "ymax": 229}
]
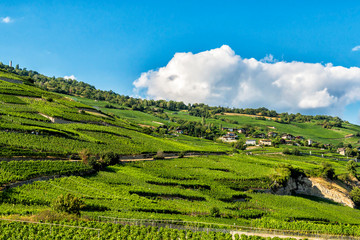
[
  {"xmin": 133, "ymin": 45, "xmax": 360, "ymax": 115},
  {"xmin": 64, "ymin": 75, "xmax": 77, "ymax": 80},
  {"xmin": 352, "ymin": 45, "xmax": 360, "ymax": 52},
  {"xmin": 1, "ymin": 17, "xmax": 12, "ymax": 23},
  {"xmin": 261, "ymin": 54, "xmax": 277, "ymax": 63}
]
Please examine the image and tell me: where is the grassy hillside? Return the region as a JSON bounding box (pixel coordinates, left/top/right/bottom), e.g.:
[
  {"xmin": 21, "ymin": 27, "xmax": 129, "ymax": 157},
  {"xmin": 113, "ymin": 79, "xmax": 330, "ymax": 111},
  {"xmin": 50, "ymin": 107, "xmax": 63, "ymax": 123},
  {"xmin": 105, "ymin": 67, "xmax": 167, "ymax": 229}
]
[
  {"xmin": 2, "ymin": 153, "xmax": 360, "ymax": 236},
  {"xmin": 2, "ymin": 68, "xmax": 360, "ymax": 238},
  {"xmin": 0, "ymin": 72, "xmax": 231, "ymax": 157}
]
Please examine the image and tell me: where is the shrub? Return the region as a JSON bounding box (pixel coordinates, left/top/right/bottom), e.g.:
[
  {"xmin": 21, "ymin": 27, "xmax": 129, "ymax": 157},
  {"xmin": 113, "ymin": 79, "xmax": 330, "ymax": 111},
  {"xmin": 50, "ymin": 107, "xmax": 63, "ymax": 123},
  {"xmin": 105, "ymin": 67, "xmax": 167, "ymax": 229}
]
[
  {"xmin": 153, "ymin": 150, "xmax": 165, "ymax": 160},
  {"xmin": 79, "ymin": 149, "xmax": 91, "ymax": 164},
  {"xmin": 210, "ymin": 207, "xmax": 220, "ymax": 218},
  {"xmin": 350, "ymin": 187, "xmax": 360, "ymax": 207},
  {"xmin": 347, "ymin": 160, "xmax": 357, "ymax": 177},
  {"xmin": 52, "ymin": 194, "xmax": 86, "ymax": 216},
  {"xmin": 100, "ymin": 152, "xmax": 119, "ymax": 165},
  {"xmin": 178, "ymin": 151, "xmax": 185, "ymax": 158},
  {"xmin": 292, "ymin": 148, "xmax": 300, "ymax": 156},
  {"xmin": 282, "ymin": 148, "xmax": 291, "ymax": 155}
]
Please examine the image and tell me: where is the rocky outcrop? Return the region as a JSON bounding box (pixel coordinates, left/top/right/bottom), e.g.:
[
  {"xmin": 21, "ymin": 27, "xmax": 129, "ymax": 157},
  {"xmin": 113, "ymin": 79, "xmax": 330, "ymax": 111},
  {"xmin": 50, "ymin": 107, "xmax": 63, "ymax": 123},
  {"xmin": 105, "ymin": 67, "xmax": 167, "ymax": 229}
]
[{"xmin": 274, "ymin": 175, "xmax": 355, "ymax": 208}]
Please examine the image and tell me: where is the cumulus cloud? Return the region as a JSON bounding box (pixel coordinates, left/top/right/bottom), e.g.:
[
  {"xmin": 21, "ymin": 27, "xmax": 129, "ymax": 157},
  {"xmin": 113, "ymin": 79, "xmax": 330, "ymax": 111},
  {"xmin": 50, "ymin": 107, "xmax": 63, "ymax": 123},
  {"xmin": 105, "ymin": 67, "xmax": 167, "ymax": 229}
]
[
  {"xmin": 352, "ymin": 45, "xmax": 360, "ymax": 52},
  {"xmin": 64, "ymin": 75, "xmax": 77, "ymax": 80},
  {"xmin": 1, "ymin": 17, "xmax": 12, "ymax": 23},
  {"xmin": 133, "ymin": 45, "xmax": 360, "ymax": 115}
]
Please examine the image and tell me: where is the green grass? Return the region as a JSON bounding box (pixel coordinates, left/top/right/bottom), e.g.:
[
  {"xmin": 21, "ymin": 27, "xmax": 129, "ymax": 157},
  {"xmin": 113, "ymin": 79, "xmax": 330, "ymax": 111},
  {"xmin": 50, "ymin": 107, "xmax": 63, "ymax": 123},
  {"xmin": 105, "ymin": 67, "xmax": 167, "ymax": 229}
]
[{"xmin": 3, "ymin": 153, "xmax": 360, "ymax": 235}]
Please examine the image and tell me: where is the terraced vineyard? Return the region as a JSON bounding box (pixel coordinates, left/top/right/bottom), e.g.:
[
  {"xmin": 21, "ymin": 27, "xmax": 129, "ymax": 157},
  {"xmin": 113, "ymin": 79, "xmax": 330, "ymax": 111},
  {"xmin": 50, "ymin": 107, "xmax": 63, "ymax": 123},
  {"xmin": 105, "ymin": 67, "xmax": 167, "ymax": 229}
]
[{"xmin": 2, "ymin": 68, "xmax": 360, "ymax": 239}]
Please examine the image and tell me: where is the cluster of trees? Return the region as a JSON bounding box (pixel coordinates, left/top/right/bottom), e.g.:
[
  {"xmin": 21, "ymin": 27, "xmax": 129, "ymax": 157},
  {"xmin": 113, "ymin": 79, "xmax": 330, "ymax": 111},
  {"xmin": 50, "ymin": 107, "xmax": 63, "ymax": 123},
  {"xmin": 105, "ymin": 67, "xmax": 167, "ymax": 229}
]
[{"xmin": 0, "ymin": 63, "xmax": 345, "ymax": 125}]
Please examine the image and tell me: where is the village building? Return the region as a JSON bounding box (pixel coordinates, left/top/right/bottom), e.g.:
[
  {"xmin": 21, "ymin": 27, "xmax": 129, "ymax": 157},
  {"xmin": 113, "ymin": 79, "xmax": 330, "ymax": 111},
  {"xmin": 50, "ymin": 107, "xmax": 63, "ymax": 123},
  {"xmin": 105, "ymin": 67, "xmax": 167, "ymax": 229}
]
[
  {"xmin": 245, "ymin": 139, "xmax": 257, "ymax": 145},
  {"xmin": 282, "ymin": 134, "xmax": 295, "ymax": 140},
  {"xmin": 220, "ymin": 132, "xmax": 238, "ymax": 142},
  {"xmin": 337, "ymin": 148, "xmax": 346, "ymax": 156},
  {"xmin": 267, "ymin": 132, "xmax": 277, "ymax": 138},
  {"xmin": 175, "ymin": 129, "xmax": 183, "ymax": 134},
  {"xmin": 259, "ymin": 139, "xmax": 272, "ymax": 146},
  {"xmin": 253, "ymin": 133, "xmax": 265, "ymax": 138},
  {"xmin": 307, "ymin": 139, "xmax": 313, "ymax": 146},
  {"xmin": 238, "ymin": 128, "xmax": 246, "ymax": 134}
]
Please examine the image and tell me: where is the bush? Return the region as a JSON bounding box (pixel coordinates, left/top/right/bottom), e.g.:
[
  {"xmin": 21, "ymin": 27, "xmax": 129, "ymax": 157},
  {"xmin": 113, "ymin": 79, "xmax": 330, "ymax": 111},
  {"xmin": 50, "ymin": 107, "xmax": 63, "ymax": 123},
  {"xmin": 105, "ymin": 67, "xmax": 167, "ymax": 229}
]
[
  {"xmin": 292, "ymin": 148, "xmax": 300, "ymax": 156},
  {"xmin": 282, "ymin": 148, "xmax": 291, "ymax": 155},
  {"xmin": 52, "ymin": 194, "xmax": 86, "ymax": 216},
  {"xmin": 153, "ymin": 150, "xmax": 165, "ymax": 160},
  {"xmin": 350, "ymin": 187, "xmax": 360, "ymax": 207},
  {"xmin": 210, "ymin": 207, "xmax": 220, "ymax": 217},
  {"xmin": 79, "ymin": 149, "xmax": 91, "ymax": 164},
  {"xmin": 347, "ymin": 160, "xmax": 357, "ymax": 177},
  {"xmin": 178, "ymin": 151, "xmax": 185, "ymax": 158},
  {"xmin": 100, "ymin": 152, "xmax": 119, "ymax": 165}
]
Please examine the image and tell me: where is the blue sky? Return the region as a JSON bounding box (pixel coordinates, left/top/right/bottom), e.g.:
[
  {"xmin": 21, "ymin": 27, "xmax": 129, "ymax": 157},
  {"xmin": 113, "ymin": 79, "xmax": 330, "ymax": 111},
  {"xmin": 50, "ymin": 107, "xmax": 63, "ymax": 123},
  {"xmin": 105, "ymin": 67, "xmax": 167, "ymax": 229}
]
[{"xmin": 2, "ymin": 1, "xmax": 360, "ymax": 123}]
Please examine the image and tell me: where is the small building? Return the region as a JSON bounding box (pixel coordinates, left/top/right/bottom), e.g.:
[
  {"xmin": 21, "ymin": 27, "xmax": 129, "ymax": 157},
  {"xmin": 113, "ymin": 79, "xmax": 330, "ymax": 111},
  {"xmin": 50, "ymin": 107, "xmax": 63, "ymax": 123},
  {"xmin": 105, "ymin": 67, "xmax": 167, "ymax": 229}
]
[
  {"xmin": 307, "ymin": 139, "xmax": 313, "ymax": 146},
  {"xmin": 220, "ymin": 132, "xmax": 238, "ymax": 142},
  {"xmin": 267, "ymin": 132, "xmax": 277, "ymax": 138},
  {"xmin": 285, "ymin": 140, "xmax": 293, "ymax": 145},
  {"xmin": 246, "ymin": 139, "xmax": 257, "ymax": 145},
  {"xmin": 222, "ymin": 127, "xmax": 236, "ymax": 132},
  {"xmin": 259, "ymin": 139, "xmax": 272, "ymax": 146},
  {"xmin": 337, "ymin": 148, "xmax": 346, "ymax": 156},
  {"xmin": 253, "ymin": 133, "xmax": 265, "ymax": 138},
  {"xmin": 295, "ymin": 136, "xmax": 304, "ymax": 140},
  {"xmin": 175, "ymin": 129, "xmax": 183, "ymax": 134},
  {"xmin": 282, "ymin": 134, "xmax": 295, "ymax": 140},
  {"xmin": 238, "ymin": 128, "xmax": 246, "ymax": 134}
]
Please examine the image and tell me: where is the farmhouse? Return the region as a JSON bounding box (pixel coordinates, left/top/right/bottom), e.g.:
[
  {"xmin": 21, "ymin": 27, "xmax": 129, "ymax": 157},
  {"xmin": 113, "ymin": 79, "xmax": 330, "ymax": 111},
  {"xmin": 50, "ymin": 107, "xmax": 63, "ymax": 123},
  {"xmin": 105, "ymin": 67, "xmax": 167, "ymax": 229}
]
[
  {"xmin": 307, "ymin": 139, "xmax": 313, "ymax": 146},
  {"xmin": 267, "ymin": 132, "xmax": 277, "ymax": 138},
  {"xmin": 253, "ymin": 133, "xmax": 265, "ymax": 138},
  {"xmin": 246, "ymin": 139, "xmax": 257, "ymax": 145},
  {"xmin": 337, "ymin": 148, "xmax": 346, "ymax": 156},
  {"xmin": 282, "ymin": 134, "xmax": 294, "ymax": 140},
  {"xmin": 175, "ymin": 129, "xmax": 183, "ymax": 134},
  {"xmin": 220, "ymin": 132, "xmax": 238, "ymax": 142},
  {"xmin": 259, "ymin": 139, "xmax": 272, "ymax": 146},
  {"xmin": 238, "ymin": 128, "xmax": 246, "ymax": 134},
  {"xmin": 222, "ymin": 127, "xmax": 237, "ymax": 132}
]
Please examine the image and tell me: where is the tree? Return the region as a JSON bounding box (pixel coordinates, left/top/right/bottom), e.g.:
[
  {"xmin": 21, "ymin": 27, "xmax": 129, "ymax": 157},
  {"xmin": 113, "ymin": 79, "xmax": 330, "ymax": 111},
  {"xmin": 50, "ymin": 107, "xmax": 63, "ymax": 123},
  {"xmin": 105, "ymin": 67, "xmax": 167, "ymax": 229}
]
[
  {"xmin": 210, "ymin": 207, "xmax": 220, "ymax": 217},
  {"xmin": 320, "ymin": 162, "xmax": 335, "ymax": 180},
  {"xmin": 350, "ymin": 187, "xmax": 360, "ymax": 207},
  {"xmin": 52, "ymin": 194, "xmax": 86, "ymax": 216},
  {"xmin": 347, "ymin": 160, "xmax": 358, "ymax": 177}
]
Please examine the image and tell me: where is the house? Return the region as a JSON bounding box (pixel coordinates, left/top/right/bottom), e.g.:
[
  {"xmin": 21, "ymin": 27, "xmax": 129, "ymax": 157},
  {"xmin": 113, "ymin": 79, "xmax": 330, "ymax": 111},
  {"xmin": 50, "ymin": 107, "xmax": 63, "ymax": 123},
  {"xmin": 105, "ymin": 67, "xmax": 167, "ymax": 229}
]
[
  {"xmin": 307, "ymin": 139, "xmax": 313, "ymax": 146},
  {"xmin": 220, "ymin": 132, "xmax": 238, "ymax": 142},
  {"xmin": 246, "ymin": 139, "xmax": 257, "ymax": 145},
  {"xmin": 238, "ymin": 128, "xmax": 246, "ymax": 134},
  {"xmin": 259, "ymin": 139, "xmax": 272, "ymax": 146},
  {"xmin": 337, "ymin": 148, "xmax": 346, "ymax": 156},
  {"xmin": 268, "ymin": 126, "xmax": 276, "ymax": 129},
  {"xmin": 253, "ymin": 133, "xmax": 265, "ymax": 138},
  {"xmin": 295, "ymin": 136, "xmax": 304, "ymax": 140},
  {"xmin": 285, "ymin": 140, "xmax": 293, "ymax": 145},
  {"xmin": 345, "ymin": 134, "xmax": 354, "ymax": 138},
  {"xmin": 267, "ymin": 132, "xmax": 277, "ymax": 138},
  {"xmin": 282, "ymin": 134, "xmax": 294, "ymax": 140},
  {"xmin": 175, "ymin": 129, "xmax": 183, "ymax": 134},
  {"xmin": 222, "ymin": 127, "xmax": 236, "ymax": 132}
]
